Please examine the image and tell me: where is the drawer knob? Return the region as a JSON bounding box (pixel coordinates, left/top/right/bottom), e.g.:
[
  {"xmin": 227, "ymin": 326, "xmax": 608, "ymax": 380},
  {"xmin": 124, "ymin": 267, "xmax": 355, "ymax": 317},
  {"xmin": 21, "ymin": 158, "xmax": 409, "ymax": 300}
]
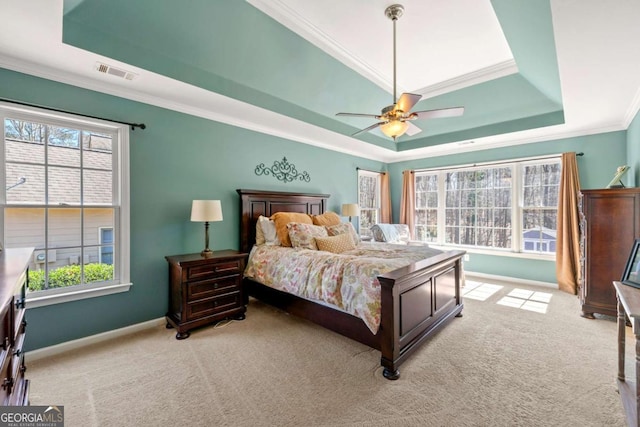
[
  {"xmin": 14, "ymin": 298, "xmax": 25, "ymax": 309},
  {"xmin": 13, "ymin": 348, "xmax": 21, "ymax": 357},
  {"xmin": 2, "ymin": 378, "xmax": 12, "ymax": 390}
]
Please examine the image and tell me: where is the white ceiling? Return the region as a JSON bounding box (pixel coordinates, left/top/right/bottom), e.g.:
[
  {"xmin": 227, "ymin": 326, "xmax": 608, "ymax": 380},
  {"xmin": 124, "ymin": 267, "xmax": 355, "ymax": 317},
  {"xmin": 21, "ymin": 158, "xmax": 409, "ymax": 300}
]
[
  {"xmin": 248, "ymin": 0, "xmax": 517, "ymax": 97},
  {"xmin": 1, "ymin": 0, "xmax": 640, "ymax": 163}
]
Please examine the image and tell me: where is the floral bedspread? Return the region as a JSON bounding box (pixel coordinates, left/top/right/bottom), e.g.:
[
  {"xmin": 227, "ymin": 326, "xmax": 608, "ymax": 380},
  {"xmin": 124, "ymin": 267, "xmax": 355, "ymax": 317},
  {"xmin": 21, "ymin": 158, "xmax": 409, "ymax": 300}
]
[{"xmin": 243, "ymin": 242, "xmax": 443, "ymax": 334}]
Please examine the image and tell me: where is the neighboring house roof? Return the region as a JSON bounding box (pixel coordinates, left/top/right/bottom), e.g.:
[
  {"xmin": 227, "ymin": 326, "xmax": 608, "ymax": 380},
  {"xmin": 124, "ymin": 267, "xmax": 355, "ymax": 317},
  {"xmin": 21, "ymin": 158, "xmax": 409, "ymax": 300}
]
[{"xmin": 5, "ymin": 137, "xmax": 112, "ymax": 205}]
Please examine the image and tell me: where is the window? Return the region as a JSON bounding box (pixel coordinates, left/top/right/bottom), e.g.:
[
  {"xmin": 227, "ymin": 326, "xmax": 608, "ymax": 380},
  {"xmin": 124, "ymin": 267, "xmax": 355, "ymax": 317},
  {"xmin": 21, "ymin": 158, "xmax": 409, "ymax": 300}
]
[
  {"xmin": 415, "ymin": 173, "xmax": 439, "ymax": 243},
  {"xmin": 521, "ymin": 163, "xmax": 561, "ymax": 254},
  {"xmin": 358, "ymin": 170, "xmax": 381, "ymax": 237},
  {"xmin": 414, "ymin": 158, "xmax": 561, "ymax": 255},
  {"xmin": 444, "ymin": 167, "xmax": 512, "ymax": 248},
  {"xmin": 1, "ymin": 104, "xmax": 130, "ymax": 305}
]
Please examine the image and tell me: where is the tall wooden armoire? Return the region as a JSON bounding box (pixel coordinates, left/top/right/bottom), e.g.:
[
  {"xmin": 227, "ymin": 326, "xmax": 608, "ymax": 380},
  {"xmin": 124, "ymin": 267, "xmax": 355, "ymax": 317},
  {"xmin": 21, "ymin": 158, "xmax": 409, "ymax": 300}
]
[{"xmin": 579, "ymin": 188, "xmax": 640, "ymax": 318}]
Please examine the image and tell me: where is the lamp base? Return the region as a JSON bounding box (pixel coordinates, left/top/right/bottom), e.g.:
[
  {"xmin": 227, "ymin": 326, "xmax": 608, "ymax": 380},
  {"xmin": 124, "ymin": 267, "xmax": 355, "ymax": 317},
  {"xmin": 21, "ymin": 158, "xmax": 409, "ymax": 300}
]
[{"xmin": 200, "ymin": 248, "xmax": 213, "ymax": 257}]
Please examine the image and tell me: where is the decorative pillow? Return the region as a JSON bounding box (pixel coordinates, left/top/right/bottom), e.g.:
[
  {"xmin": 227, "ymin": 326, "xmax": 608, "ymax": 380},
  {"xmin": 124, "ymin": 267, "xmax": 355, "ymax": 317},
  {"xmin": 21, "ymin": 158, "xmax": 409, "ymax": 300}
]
[
  {"xmin": 315, "ymin": 233, "xmax": 357, "ymax": 254},
  {"xmin": 370, "ymin": 223, "xmax": 410, "ymax": 244},
  {"xmin": 258, "ymin": 215, "xmax": 280, "ymax": 246},
  {"xmin": 311, "ymin": 211, "xmax": 341, "ymax": 227},
  {"xmin": 326, "ymin": 222, "xmax": 360, "ymax": 245},
  {"xmin": 255, "ymin": 216, "xmax": 266, "ymax": 245},
  {"xmin": 287, "ymin": 223, "xmax": 328, "ymax": 250},
  {"xmin": 270, "ymin": 212, "xmax": 313, "ymax": 247}
]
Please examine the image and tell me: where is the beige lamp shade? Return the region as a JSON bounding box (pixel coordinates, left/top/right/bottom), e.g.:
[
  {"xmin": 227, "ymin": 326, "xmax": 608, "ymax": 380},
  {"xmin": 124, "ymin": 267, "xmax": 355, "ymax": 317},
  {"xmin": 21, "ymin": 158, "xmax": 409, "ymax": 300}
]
[
  {"xmin": 341, "ymin": 203, "xmax": 360, "ymax": 217},
  {"xmin": 191, "ymin": 200, "xmax": 223, "ymax": 256},
  {"xmin": 191, "ymin": 200, "xmax": 223, "ymax": 222}
]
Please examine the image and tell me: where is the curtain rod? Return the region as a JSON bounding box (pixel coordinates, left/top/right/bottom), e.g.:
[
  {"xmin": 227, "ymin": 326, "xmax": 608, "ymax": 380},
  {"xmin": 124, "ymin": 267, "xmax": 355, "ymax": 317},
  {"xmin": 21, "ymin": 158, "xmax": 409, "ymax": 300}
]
[
  {"xmin": 356, "ymin": 167, "xmax": 386, "ymax": 174},
  {"xmin": 414, "ymin": 152, "xmax": 584, "ymax": 173},
  {"xmin": 0, "ymin": 97, "xmax": 146, "ymax": 130}
]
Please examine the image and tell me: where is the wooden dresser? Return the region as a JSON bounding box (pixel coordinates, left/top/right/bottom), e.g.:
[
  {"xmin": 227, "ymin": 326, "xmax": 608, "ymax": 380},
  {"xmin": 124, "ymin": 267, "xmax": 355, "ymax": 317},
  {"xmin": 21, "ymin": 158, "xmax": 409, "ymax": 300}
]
[
  {"xmin": 0, "ymin": 248, "xmax": 32, "ymax": 406},
  {"xmin": 579, "ymin": 188, "xmax": 640, "ymax": 318},
  {"xmin": 165, "ymin": 250, "xmax": 247, "ymax": 339}
]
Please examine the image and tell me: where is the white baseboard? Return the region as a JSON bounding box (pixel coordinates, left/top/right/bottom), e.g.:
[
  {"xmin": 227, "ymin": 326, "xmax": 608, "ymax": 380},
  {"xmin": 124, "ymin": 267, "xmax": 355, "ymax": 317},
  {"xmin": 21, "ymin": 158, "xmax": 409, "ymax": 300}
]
[
  {"xmin": 26, "ymin": 317, "xmax": 166, "ymax": 362},
  {"xmin": 465, "ymin": 271, "xmax": 558, "ymax": 289}
]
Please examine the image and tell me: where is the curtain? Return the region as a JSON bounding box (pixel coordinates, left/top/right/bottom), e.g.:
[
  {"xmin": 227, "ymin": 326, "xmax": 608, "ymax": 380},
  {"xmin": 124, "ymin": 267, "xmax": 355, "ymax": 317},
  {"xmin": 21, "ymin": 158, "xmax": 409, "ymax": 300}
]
[
  {"xmin": 556, "ymin": 152, "xmax": 581, "ymax": 294},
  {"xmin": 399, "ymin": 170, "xmax": 415, "ymax": 238},
  {"xmin": 380, "ymin": 172, "xmax": 392, "ymax": 223}
]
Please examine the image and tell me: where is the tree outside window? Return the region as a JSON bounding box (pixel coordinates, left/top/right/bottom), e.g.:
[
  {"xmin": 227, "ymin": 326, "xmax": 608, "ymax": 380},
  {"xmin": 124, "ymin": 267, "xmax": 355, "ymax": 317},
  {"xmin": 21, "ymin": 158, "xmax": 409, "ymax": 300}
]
[
  {"xmin": 358, "ymin": 170, "xmax": 381, "ymax": 237},
  {"xmin": 414, "ymin": 159, "xmax": 560, "ymax": 254}
]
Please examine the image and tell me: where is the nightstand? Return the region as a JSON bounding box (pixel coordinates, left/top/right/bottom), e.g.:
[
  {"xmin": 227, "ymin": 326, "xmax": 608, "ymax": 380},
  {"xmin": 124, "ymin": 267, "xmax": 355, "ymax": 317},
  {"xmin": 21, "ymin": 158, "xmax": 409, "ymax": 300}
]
[{"xmin": 165, "ymin": 250, "xmax": 248, "ymax": 340}]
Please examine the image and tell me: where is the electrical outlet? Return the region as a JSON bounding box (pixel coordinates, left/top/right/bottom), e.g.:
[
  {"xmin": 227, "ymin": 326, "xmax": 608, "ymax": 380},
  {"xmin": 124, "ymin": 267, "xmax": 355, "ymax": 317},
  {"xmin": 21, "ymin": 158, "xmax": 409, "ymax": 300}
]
[{"xmin": 463, "ymin": 254, "xmax": 470, "ymax": 261}]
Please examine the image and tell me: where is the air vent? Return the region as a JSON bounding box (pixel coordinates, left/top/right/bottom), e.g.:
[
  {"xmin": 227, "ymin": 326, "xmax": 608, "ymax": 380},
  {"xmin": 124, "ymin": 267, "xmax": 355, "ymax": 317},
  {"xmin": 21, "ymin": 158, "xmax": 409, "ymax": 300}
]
[{"xmin": 95, "ymin": 62, "xmax": 137, "ymax": 81}]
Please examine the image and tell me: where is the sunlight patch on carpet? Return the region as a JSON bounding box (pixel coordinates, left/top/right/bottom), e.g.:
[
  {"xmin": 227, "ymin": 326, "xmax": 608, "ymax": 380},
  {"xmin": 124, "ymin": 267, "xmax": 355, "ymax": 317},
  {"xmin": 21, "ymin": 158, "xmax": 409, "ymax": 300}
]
[
  {"xmin": 496, "ymin": 289, "xmax": 553, "ymax": 313},
  {"xmin": 462, "ymin": 282, "xmax": 503, "ymax": 301}
]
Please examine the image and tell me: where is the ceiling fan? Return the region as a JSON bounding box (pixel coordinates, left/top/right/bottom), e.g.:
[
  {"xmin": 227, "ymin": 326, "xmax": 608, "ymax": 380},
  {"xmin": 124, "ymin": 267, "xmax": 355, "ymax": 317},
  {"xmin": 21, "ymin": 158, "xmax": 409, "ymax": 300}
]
[{"xmin": 336, "ymin": 4, "xmax": 464, "ymax": 141}]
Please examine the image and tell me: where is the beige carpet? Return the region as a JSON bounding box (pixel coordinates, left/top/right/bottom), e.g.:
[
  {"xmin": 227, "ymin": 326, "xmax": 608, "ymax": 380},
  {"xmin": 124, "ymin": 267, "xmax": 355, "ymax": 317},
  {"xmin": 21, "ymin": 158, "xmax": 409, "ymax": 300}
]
[{"xmin": 27, "ymin": 281, "xmax": 627, "ymax": 426}]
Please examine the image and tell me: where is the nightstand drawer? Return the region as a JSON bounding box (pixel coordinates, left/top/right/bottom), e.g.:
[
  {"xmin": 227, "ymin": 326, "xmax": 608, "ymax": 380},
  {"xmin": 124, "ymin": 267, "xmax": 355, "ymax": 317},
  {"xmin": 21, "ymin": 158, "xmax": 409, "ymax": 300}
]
[
  {"xmin": 186, "ymin": 260, "xmax": 241, "ymax": 281},
  {"xmin": 166, "ymin": 250, "xmax": 248, "ymax": 339},
  {"xmin": 187, "ymin": 274, "xmax": 240, "ymax": 302},
  {"xmin": 186, "ymin": 292, "xmax": 242, "ymax": 320}
]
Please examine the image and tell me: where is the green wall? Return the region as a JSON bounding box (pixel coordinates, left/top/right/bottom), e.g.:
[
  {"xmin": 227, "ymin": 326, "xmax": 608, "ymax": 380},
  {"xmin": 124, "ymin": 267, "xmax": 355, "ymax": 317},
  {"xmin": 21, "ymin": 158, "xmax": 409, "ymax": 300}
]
[
  {"xmin": 0, "ymin": 68, "xmax": 383, "ymax": 350},
  {"xmin": 387, "ymin": 131, "xmax": 628, "ymax": 283}
]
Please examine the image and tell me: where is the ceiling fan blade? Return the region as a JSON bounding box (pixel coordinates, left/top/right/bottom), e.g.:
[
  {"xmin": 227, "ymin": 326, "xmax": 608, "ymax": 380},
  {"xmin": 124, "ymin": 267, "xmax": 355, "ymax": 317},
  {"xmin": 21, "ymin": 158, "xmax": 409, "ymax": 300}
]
[
  {"xmin": 352, "ymin": 122, "xmax": 385, "ymax": 137},
  {"xmin": 336, "ymin": 112, "xmax": 381, "ymax": 118},
  {"xmin": 405, "ymin": 121, "xmax": 422, "ymax": 136},
  {"xmin": 410, "ymin": 107, "xmax": 465, "ymax": 120},
  {"xmin": 395, "ymin": 93, "xmax": 422, "ymax": 113}
]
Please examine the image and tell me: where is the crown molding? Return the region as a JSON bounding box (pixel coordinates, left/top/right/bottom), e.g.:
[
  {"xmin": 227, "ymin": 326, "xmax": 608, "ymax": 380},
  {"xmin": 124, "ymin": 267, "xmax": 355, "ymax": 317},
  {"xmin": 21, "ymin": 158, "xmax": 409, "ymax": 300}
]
[
  {"xmin": 247, "ymin": 0, "xmax": 392, "ymax": 93},
  {"xmin": 387, "ymin": 121, "xmax": 627, "ymax": 163},
  {"xmin": 624, "ymin": 83, "xmax": 640, "ymax": 127},
  {"xmin": 414, "ymin": 60, "xmax": 519, "ymax": 99}
]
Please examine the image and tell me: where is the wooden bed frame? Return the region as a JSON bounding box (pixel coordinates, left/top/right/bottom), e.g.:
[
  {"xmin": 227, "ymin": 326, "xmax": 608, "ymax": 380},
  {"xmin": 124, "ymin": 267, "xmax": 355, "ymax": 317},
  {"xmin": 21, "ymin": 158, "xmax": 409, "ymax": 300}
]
[{"xmin": 237, "ymin": 189, "xmax": 465, "ymax": 380}]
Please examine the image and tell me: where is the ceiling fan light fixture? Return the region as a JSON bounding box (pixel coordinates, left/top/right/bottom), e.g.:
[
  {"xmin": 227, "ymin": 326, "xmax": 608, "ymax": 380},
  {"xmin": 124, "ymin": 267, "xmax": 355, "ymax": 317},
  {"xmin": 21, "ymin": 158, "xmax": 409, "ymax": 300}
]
[
  {"xmin": 335, "ymin": 4, "xmax": 464, "ymax": 141},
  {"xmin": 380, "ymin": 120, "xmax": 408, "ymax": 140}
]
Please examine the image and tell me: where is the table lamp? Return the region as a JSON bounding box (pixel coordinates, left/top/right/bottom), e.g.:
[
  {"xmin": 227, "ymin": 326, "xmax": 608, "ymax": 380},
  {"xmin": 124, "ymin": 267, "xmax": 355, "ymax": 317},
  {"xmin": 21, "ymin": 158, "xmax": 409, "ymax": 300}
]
[
  {"xmin": 341, "ymin": 203, "xmax": 360, "ymax": 223},
  {"xmin": 191, "ymin": 200, "xmax": 223, "ymax": 256}
]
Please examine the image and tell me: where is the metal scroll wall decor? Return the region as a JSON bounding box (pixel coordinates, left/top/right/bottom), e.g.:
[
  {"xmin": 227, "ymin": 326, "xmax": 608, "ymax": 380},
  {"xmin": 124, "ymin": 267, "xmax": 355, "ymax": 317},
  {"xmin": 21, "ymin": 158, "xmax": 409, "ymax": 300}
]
[{"xmin": 254, "ymin": 157, "xmax": 311, "ymax": 183}]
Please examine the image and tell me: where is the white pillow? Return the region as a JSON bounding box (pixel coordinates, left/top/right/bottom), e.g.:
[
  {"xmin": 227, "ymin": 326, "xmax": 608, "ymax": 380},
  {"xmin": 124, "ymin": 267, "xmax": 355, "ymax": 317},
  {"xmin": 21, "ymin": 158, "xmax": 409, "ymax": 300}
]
[
  {"xmin": 258, "ymin": 215, "xmax": 280, "ymax": 246},
  {"xmin": 256, "ymin": 216, "xmax": 266, "ymax": 245}
]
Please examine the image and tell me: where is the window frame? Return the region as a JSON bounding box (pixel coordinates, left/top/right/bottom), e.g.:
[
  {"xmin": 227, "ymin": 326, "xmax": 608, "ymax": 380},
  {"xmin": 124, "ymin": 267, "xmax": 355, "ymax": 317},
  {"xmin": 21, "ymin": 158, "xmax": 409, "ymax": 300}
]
[
  {"xmin": 414, "ymin": 156, "xmax": 561, "ymax": 259},
  {"xmin": 357, "ymin": 170, "xmax": 382, "ymax": 237},
  {"xmin": 0, "ymin": 102, "xmax": 131, "ymax": 308}
]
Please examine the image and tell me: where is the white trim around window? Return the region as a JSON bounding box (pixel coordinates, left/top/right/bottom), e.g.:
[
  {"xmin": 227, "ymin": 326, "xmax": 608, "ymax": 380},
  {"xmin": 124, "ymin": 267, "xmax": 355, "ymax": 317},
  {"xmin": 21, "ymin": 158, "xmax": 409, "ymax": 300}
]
[
  {"xmin": 0, "ymin": 101, "xmax": 131, "ymax": 308},
  {"xmin": 414, "ymin": 155, "xmax": 561, "ymax": 259}
]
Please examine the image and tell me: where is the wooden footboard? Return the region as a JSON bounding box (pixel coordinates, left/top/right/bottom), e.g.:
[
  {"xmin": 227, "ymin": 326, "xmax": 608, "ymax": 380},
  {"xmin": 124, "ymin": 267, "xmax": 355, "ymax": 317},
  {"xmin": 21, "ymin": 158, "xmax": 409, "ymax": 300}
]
[{"xmin": 378, "ymin": 250, "xmax": 464, "ymax": 379}]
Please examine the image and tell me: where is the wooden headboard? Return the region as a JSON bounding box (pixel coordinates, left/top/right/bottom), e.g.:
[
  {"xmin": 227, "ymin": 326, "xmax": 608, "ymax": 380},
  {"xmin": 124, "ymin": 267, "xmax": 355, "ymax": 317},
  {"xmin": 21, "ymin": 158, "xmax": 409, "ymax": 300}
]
[{"xmin": 236, "ymin": 189, "xmax": 330, "ymax": 253}]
